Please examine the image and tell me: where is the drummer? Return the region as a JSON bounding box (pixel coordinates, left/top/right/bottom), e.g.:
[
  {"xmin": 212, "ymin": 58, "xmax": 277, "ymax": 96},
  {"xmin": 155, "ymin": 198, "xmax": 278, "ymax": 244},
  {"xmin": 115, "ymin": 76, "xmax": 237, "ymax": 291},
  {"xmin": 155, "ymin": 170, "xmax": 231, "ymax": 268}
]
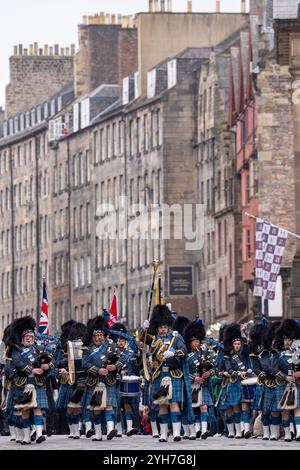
[
  {"xmin": 220, "ymin": 324, "xmax": 252, "ymax": 439},
  {"xmin": 110, "ymin": 323, "xmax": 140, "ymax": 437}
]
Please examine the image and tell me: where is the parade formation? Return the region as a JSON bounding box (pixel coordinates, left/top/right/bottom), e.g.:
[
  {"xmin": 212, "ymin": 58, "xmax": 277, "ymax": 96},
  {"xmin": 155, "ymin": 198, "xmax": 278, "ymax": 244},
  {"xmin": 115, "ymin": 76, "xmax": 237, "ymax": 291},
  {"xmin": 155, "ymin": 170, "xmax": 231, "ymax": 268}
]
[{"xmin": 1, "ymin": 289, "xmax": 300, "ymax": 446}]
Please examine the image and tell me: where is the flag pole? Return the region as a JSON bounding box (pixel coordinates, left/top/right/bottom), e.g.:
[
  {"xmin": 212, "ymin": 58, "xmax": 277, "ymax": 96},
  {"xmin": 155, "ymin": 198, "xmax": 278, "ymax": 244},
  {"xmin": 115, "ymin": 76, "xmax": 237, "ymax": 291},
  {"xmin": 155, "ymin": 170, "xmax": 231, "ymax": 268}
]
[{"xmin": 245, "ymin": 212, "xmax": 300, "ymax": 239}]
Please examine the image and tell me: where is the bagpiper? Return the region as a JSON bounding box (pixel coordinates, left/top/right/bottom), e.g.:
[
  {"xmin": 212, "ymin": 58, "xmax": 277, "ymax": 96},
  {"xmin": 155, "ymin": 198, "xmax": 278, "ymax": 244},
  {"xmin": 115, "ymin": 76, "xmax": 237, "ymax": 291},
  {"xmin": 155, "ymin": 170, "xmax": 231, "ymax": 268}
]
[
  {"xmin": 142, "ymin": 305, "xmax": 193, "ymax": 443},
  {"xmin": 218, "ymin": 324, "xmax": 252, "ymax": 439},
  {"xmin": 184, "ymin": 318, "xmax": 214, "ymax": 439},
  {"xmin": 7, "ymin": 316, "xmax": 53, "ymax": 445},
  {"xmin": 273, "ymin": 319, "xmax": 300, "ymax": 441},
  {"xmin": 82, "ymin": 316, "xmax": 127, "ymax": 441}
]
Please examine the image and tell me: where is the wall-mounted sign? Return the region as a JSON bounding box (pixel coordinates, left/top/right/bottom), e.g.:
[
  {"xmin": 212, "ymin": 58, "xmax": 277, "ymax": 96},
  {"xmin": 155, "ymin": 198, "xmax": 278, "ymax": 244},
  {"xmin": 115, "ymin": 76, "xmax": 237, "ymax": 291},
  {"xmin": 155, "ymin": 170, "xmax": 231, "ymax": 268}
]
[{"xmin": 169, "ymin": 266, "xmax": 193, "ymax": 296}]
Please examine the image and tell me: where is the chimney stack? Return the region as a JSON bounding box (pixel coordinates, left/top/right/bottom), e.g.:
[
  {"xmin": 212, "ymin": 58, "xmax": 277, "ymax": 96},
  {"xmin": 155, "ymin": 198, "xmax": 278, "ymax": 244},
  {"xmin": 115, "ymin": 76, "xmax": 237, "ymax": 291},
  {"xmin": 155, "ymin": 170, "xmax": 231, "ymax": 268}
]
[
  {"xmin": 241, "ymin": 0, "xmax": 246, "ymax": 13},
  {"xmin": 149, "ymin": 0, "xmax": 153, "ymax": 12},
  {"xmin": 187, "ymin": 1, "xmax": 193, "ymax": 12},
  {"xmin": 215, "ymin": 0, "xmax": 221, "ymax": 13},
  {"xmin": 161, "ymin": 0, "xmax": 166, "ymax": 12},
  {"xmin": 154, "ymin": 0, "xmax": 159, "ymax": 12}
]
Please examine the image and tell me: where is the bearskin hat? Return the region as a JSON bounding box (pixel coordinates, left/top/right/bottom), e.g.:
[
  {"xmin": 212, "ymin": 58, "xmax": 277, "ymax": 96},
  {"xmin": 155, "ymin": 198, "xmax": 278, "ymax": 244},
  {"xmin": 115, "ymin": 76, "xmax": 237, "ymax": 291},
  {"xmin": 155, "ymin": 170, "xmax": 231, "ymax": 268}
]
[
  {"xmin": 85, "ymin": 316, "xmax": 108, "ymax": 345},
  {"xmin": 109, "ymin": 322, "xmax": 127, "ymax": 342},
  {"xmin": 149, "ymin": 304, "xmax": 173, "ymax": 334},
  {"xmin": 173, "ymin": 316, "xmax": 190, "ymax": 336},
  {"xmin": 223, "ymin": 323, "xmax": 242, "ymax": 354},
  {"xmin": 7, "ymin": 316, "xmax": 36, "ymax": 348},
  {"xmin": 2, "ymin": 324, "xmax": 12, "ymax": 346},
  {"xmin": 218, "ymin": 322, "xmax": 228, "ymax": 343},
  {"xmin": 59, "ymin": 320, "xmax": 77, "ymax": 349},
  {"xmin": 249, "ymin": 322, "xmax": 269, "ymax": 354},
  {"xmin": 67, "ymin": 321, "xmax": 87, "ymax": 342},
  {"xmin": 262, "ymin": 321, "xmax": 281, "ymax": 351},
  {"xmin": 183, "ymin": 319, "xmax": 206, "ymax": 348},
  {"xmin": 273, "ymin": 319, "xmax": 300, "ymax": 350}
]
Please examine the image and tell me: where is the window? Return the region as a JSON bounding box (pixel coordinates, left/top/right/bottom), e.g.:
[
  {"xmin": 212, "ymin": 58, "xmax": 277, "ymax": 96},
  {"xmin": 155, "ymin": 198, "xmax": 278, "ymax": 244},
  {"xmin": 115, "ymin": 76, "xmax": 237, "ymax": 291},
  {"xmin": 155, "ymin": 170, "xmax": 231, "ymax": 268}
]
[
  {"xmin": 132, "ymin": 294, "xmax": 136, "ymax": 329},
  {"xmin": 112, "ymin": 123, "xmax": 117, "ymax": 157},
  {"xmin": 219, "ymin": 278, "xmax": 222, "ymax": 314},
  {"xmin": 206, "ymin": 179, "xmax": 210, "ymax": 212},
  {"xmin": 129, "ymin": 120, "xmax": 134, "ymax": 156},
  {"xmin": 119, "ymin": 121, "xmax": 124, "ymax": 155},
  {"xmin": 73, "ymin": 207, "xmax": 78, "ymax": 239},
  {"xmin": 74, "ymin": 259, "xmax": 79, "ymax": 288},
  {"xmin": 100, "ymin": 129, "xmax": 104, "ymax": 161},
  {"xmin": 229, "ymin": 243, "xmax": 233, "ymax": 278},
  {"xmin": 224, "ymin": 220, "xmax": 227, "ymax": 255},
  {"xmin": 218, "ymin": 222, "xmax": 222, "ymax": 257},
  {"xmin": 94, "ymin": 131, "xmax": 99, "ymax": 164},
  {"xmin": 86, "ymin": 256, "xmax": 91, "ymax": 284},
  {"xmin": 86, "ymin": 203, "xmax": 91, "ymax": 235},
  {"xmin": 73, "ymin": 155, "xmax": 78, "ymax": 187},
  {"xmin": 106, "ymin": 126, "xmax": 111, "ymax": 160},
  {"xmin": 246, "ymin": 229, "xmax": 251, "ymax": 259},
  {"xmin": 212, "ymin": 232, "xmax": 215, "ymax": 264},
  {"xmin": 80, "ymin": 205, "xmax": 84, "ymax": 237},
  {"xmin": 246, "ymin": 173, "xmax": 250, "ymax": 204},
  {"xmin": 79, "ymin": 152, "xmax": 84, "ymax": 185},
  {"xmin": 143, "ymin": 115, "xmax": 149, "ymax": 152},
  {"xmin": 80, "ymin": 257, "xmax": 85, "ymax": 286},
  {"xmin": 136, "ymin": 118, "xmax": 140, "ymax": 154}
]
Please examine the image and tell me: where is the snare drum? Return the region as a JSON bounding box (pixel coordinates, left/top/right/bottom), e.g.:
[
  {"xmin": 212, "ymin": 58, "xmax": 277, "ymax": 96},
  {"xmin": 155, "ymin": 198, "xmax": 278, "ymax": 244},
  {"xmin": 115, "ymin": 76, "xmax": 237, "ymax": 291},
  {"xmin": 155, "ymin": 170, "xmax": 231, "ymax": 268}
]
[
  {"xmin": 119, "ymin": 376, "xmax": 141, "ymax": 397},
  {"xmin": 241, "ymin": 377, "xmax": 257, "ymax": 402}
]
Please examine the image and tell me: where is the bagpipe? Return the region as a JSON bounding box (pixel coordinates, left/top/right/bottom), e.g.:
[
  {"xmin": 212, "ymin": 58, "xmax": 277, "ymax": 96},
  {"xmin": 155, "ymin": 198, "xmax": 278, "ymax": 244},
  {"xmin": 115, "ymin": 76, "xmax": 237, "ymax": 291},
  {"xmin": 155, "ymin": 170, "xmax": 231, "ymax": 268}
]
[{"xmin": 279, "ymin": 348, "xmax": 300, "ymax": 410}]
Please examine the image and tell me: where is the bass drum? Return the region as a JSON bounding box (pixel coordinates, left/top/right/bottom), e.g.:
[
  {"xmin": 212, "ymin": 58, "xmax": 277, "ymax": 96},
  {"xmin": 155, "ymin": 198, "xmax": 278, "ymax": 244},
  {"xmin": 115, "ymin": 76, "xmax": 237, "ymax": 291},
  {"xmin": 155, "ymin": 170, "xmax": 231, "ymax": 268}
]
[
  {"xmin": 119, "ymin": 376, "xmax": 141, "ymax": 397},
  {"xmin": 67, "ymin": 340, "xmax": 86, "ymax": 386}
]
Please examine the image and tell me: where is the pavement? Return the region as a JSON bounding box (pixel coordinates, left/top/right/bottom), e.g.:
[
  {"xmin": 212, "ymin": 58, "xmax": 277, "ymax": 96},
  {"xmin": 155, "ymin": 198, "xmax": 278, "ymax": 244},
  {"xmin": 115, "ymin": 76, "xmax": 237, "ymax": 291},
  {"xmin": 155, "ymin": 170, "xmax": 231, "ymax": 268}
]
[{"xmin": 1, "ymin": 434, "xmax": 300, "ymax": 450}]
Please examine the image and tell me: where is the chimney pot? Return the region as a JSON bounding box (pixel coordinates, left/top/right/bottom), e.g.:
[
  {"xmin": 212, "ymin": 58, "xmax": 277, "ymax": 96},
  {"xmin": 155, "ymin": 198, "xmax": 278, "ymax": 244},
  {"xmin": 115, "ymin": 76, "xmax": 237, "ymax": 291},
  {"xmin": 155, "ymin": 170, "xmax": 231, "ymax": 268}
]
[
  {"xmin": 44, "ymin": 44, "xmax": 49, "ymax": 55},
  {"xmin": 39, "ymin": 48, "xmax": 43, "ymax": 56},
  {"xmin": 71, "ymin": 44, "xmax": 76, "ymax": 55},
  {"xmin": 34, "ymin": 42, "xmax": 38, "ymax": 55},
  {"xmin": 60, "ymin": 47, "xmax": 65, "ymax": 56},
  {"xmin": 54, "ymin": 44, "xmax": 59, "ymax": 55},
  {"xmin": 149, "ymin": 0, "xmax": 153, "ymax": 12},
  {"xmin": 167, "ymin": 0, "xmax": 172, "ymax": 12},
  {"xmin": 187, "ymin": 0, "xmax": 192, "ymax": 12},
  {"xmin": 111, "ymin": 14, "xmax": 116, "ymax": 24},
  {"xmin": 215, "ymin": 0, "xmax": 221, "ymax": 13},
  {"xmin": 18, "ymin": 44, "xmax": 23, "ymax": 55},
  {"xmin": 154, "ymin": 0, "xmax": 159, "ymax": 12},
  {"xmin": 161, "ymin": 0, "xmax": 166, "ymax": 12},
  {"xmin": 24, "ymin": 48, "xmax": 28, "ymax": 56},
  {"xmin": 14, "ymin": 46, "xmax": 18, "ymax": 56},
  {"xmin": 241, "ymin": 0, "xmax": 246, "ymax": 13},
  {"xmin": 29, "ymin": 44, "xmax": 34, "ymax": 55}
]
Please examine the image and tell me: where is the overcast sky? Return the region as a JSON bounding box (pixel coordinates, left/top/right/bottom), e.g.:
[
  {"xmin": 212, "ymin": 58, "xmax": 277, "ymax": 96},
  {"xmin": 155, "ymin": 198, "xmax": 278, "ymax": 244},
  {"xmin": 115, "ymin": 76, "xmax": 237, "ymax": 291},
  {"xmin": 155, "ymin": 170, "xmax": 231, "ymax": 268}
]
[{"xmin": 0, "ymin": 0, "xmax": 249, "ymax": 109}]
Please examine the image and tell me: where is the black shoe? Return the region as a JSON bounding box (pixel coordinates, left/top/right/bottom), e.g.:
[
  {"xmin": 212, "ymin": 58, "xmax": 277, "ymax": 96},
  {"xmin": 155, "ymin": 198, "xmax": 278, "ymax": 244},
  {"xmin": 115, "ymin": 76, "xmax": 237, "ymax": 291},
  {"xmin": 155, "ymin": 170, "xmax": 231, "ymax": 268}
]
[
  {"xmin": 31, "ymin": 432, "xmax": 36, "ymax": 442},
  {"xmin": 201, "ymin": 431, "xmax": 210, "ymax": 440},
  {"xmin": 270, "ymin": 437, "xmax": 278, "ymax": 441},
  {"xmin": 36, "ymin": 436, "xmax": 46, "ymax": 444},
  {"xmin": 73, "ymin": 436, "xmax": 80, "ymax": 440},
  {"xmin": 42, "ymin": 430, "xmax": 47, "ymax": 435},
  {"xmin": 296, "ymin": 436, "xmax": 300, "ymax": 441},
  {"xmin": 126, "ymin": 428, "xmax": 138, "ymax": 437},
  {"xmin": 235, "ymin": 435, "xmax": 242, "ymax": 439},
  {"xmin": 189, "ymin": 436, "xmax": 196, "ymax": 440},
  {"xmin": 10, "ymin": 438, "xmax": 16, "ymax": 442},
  {"xmin": 86, "ymin": 429, "xmax": 94, "ymax": 439},
  {"xmin": 92, "ymin": 437, "xmax": 103, "ymax": 441},
  {"xmin": 159, "ymin": 438, "xmax": 167, "ymax": 442},
  {"xmin": 173, "ymin": 436, "xmax": 181, "ymax": 442},
  {"xmin": 183, "ymin": 436, "xmax": 189, "ymax": 440},
  {"xmin": 47, "ymin": 431, "xmax": 53, "ymax": 437},
  {"xmin": 196, "ymin": 430, "xmax": 201, "ymax": 438},
  {"xmin": 68, "ymin": 435, "xmax": 74, "ymax": 439},
  {"xmin": 117, "ymin": 434, "xmax": 122, "ymax": 437},
  {"xmin": 228, "ymin": 435, "xmax": 235, "ymax": 439},
  {"xmin": 152, "ymin": 434, "xmax": 159, "ymax": 438},
  {"xmin": 107, "ymin": 429, "xmax": 118, "ymax": 440},
  {"xmin": 244, "ymin": 431, "xmax": 252, "ymax": 439},
  {"xmin": 21, "ymin": 441, "xmax": 31, "ymax": 445},
  {"xmin": 285, "ymin": 438, "xmax": 292, "ymax": 442}
]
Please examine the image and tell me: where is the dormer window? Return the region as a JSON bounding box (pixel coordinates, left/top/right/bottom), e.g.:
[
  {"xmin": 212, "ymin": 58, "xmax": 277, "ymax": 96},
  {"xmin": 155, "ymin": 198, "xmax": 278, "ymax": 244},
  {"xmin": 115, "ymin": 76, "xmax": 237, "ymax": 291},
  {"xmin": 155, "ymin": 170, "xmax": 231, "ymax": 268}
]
[
  {"xmin": 147, "ymin": 69, "xmax": 156, "ymax": 99},
  {"xmin": 123, "ymin": 77, "xmax": 130, "ymax": 105}
]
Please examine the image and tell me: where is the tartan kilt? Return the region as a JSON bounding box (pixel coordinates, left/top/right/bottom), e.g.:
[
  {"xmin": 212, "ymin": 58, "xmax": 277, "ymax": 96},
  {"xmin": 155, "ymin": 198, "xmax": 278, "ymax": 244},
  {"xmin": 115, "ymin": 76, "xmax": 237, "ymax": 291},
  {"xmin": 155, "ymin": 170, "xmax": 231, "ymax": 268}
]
[
  {"xmin": 223, "ymin": 381, "xmax": 242, "ymax": 408},
  {"xmin": 261, "ymin": 385, "xmax": 284, "ymax": 413},
  {"xmin": 5, "ymin": 389, "xmax": 15, "ymax": 420},
  {"xmin": 297, "ymin": 384, "xmax": 300, "ymax": 408},
  {"xmin": 252, "ymin": 384, "xmax": 263, "ymax": 410},
  {"xmin": 84, "ymin": 384, "xmax": 118, "ymax": 409},
  {"xmin": 216, "ymin": 387, "xmax": 228, "ymax": 411},
  {"xmin": 116, "ymin": 384, "xmax": 140, "ymax": 408},
  {"xmin": 198, "ymin": 385, "xmax": 213, "ymax": 407},
  {"xmin": 13, "ymin": 384, "xmax": 48, "ymax": 410},
  {"xmin": 142, "ymin": 381, "xmax": 151, "ymax": 407},
  {"xmin": 151, "ymin": 371, "xmax": 183, "ymax": 404},
  {"xmin": 56, "ymin": 383, "xmax": 85, "ymax": 409}
]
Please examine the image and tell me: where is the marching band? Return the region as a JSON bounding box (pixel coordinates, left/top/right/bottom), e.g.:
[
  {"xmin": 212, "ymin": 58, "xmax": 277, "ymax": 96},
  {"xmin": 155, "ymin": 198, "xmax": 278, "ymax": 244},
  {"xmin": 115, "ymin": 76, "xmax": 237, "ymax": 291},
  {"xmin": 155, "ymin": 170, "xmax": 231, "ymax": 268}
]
[{"xmin": 2, "ymin": 306, "xmax": 300, "ymax": 445}]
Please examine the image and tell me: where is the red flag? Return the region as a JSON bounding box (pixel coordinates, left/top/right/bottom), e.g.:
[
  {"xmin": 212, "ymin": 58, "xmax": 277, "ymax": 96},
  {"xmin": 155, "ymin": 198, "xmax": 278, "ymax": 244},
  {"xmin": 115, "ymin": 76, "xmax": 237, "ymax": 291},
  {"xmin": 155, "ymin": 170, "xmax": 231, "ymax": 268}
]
[{"xmin": 109, "ymin": 288, "xmax": 118, "ymax": 327}]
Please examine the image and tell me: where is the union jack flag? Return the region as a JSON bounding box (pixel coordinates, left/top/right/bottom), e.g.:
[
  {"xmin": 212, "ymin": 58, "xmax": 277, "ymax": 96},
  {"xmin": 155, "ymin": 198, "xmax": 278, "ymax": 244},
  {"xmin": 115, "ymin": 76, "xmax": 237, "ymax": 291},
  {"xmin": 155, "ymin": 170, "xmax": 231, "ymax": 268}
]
[
  {"xmin": 108, "ymin": 287, "xmax": 118, "ymax": 327},
  {"xmin": 39, "ymin": 281, "xmax": 49, "ymax": 335}
]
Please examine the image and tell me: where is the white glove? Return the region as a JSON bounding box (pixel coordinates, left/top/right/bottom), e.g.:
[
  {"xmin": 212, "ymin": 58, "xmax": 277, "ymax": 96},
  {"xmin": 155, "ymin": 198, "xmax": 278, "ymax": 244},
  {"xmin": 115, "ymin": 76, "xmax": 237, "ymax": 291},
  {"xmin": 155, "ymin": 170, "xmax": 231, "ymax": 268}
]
[
  {"xmin": 163, "ymin": 350, "xmax": 175, "ymax": 359},
  {"xmin": 143, "ymin": 319, "xmax": 150, "ymax": 329}
]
